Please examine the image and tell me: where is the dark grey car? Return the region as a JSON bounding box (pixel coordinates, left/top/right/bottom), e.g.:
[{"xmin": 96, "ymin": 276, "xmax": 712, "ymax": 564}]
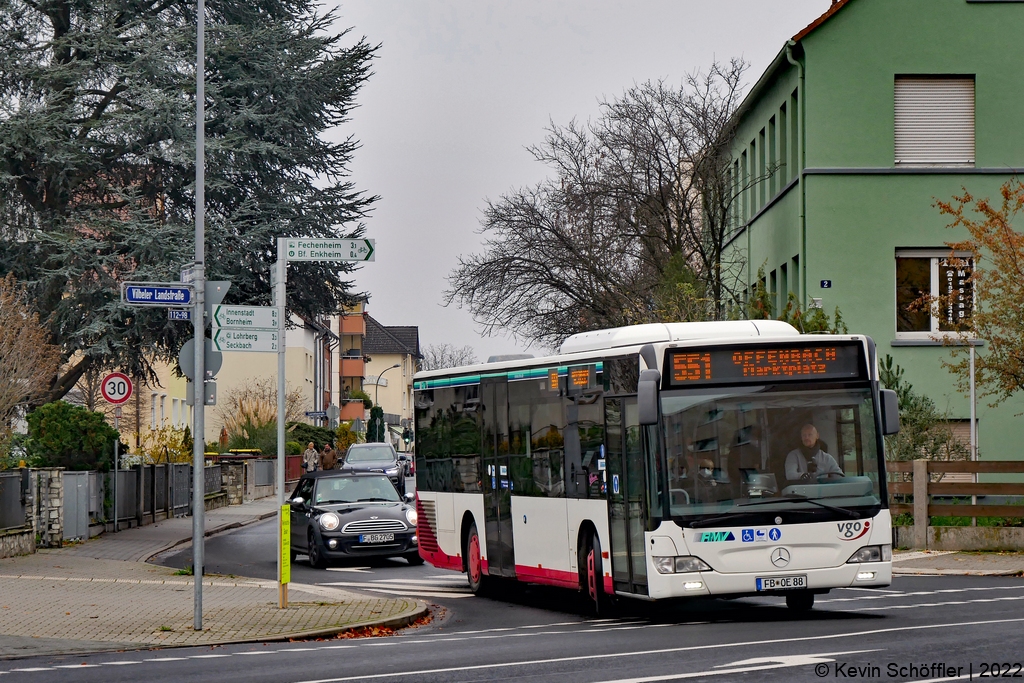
[
  {"xmin": 289, "ymin": 471, "xmax": 422, "ymax": 568},
  {"xmin": 340, "ymin": 443, "xmax": 406, "ymax": 492}
]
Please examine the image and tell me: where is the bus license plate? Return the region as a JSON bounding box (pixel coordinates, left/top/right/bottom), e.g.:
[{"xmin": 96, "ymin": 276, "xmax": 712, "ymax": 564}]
[
  {"xmin": 756, "ymin": 575, "xmax": 807, "ymax": 591},
  {"xmin": 359, "ymin": 533, "xmax": 395, "ymax": 544}
]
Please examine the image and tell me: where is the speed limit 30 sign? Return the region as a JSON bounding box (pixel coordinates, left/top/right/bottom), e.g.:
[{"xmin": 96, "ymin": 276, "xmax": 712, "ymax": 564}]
[{"xmin": 101, "ymin": 372, "xmax": 134, "ymax": 405}]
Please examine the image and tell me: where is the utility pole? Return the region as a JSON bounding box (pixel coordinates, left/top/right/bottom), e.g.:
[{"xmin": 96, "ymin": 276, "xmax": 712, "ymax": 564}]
[{"xmin": 192, "ymin": 0, "xmax": 207, "ymax": 631}]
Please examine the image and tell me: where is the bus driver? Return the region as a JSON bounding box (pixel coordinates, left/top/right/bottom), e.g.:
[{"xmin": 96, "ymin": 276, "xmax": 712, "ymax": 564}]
[{"xmin": 785, "ymin": 424, "xmax": 844, "ymax": 481}]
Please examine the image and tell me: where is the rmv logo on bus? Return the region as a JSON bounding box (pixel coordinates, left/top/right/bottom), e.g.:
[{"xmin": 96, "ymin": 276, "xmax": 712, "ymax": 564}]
[
  {"xmin": 696, "ymin": 531, "xmax": 736, "ymax": 543},
  {"xmin": 837, "ymin": 520, "xmax": 870, "ymax": 540}
]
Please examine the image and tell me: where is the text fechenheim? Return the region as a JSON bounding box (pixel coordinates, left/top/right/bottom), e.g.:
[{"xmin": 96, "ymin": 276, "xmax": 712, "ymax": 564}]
[{"xmin": 290, "ymin": 240, "xmax": 359, "ymax": 259}]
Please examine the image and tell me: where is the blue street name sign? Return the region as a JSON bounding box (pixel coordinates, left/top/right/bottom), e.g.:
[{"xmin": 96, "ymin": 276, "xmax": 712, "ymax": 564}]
[
  {"xmin": 122, "ymin": 282, "xmax": 194, "ymax": 306},
  {"xmin": 305, "ymin": 410, "xmax": 327, "ymax": 419},
  {"xmin": 168, "ymin": 309, "xmax": 191, "ymax": 321}
]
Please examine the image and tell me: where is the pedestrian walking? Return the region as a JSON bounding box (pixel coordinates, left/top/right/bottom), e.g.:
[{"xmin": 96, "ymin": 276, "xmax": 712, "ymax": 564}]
[
  {"xmin": 320, "ymin": 443, "xmax": 337, "ymax": 470},
  {"xmin": 302, "ymin": 441, "xmax": 319, "ymax": 472}
]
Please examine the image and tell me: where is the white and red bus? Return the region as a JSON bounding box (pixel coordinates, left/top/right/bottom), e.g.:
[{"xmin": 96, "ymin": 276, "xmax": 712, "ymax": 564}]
[{"xmin": 413, "ymin": 321, "xmax": 898, "ymax": 611}]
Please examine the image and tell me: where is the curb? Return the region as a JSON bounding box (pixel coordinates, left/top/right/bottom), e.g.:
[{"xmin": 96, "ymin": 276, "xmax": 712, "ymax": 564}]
[
  {"xmin": 0, "ymin": 600, "xmax": 429, "ymax": 661},
  {"xmin": 143, "ymin": 509, "xmax": 278, "ymax": 563},
  {"xmin": 894, "ymin": 566, "xmax": 1023, "ymax": 576}
]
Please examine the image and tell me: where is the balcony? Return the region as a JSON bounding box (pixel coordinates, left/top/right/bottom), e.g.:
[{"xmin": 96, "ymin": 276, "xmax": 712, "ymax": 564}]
[
  {"xmin": 340, "ymin": 314, "xmax": 365, "ymax": 336},
  {"xmin": 340, "ymin": 401, "xmax": 366, "ymax": 420},
  {"xmin": 340, "ymin": 357, "xmax": 365, "ymax": 378}
]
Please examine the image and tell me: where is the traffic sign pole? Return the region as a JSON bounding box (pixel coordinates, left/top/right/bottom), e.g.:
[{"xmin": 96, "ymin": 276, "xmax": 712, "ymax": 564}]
[
  {"xmin": 275, "ymin": 239, "xmax": 288, "ymax": 608},
  {"xmin": 193, "ymin": 0, "xmax": 206, "ymax": 631},
  {"xmin": 100, "ymin": 373, "xmax": 133, "ymax": 537}
]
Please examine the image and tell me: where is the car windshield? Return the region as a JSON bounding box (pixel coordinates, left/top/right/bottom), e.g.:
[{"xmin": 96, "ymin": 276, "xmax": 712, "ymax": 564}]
[
  {"xmin": 313, "ymin": 476, "xmax": 400, "ymax": 504},
  {"xmin": 660, "ymin": 385, "xmax": 883, "ymax": 523},
  {"xmin": 346, "ymin": 446, "xmax": 395, "ymax": 463}
]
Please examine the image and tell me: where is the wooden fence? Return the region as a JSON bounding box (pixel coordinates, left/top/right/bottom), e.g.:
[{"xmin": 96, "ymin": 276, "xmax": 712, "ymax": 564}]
[{"xmin": 887, "ymin": 460, "xmax": 1024, "ymax": 549}]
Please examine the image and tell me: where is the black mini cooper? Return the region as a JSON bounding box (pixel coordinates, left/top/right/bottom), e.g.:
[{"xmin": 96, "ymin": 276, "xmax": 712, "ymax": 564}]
[{"xmin": 289, "ymin": 471, "xmax": 422, "ymax": 568}]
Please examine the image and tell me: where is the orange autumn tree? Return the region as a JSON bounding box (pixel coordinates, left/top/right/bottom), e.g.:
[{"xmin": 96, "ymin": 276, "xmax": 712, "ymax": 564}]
[{"xmin": 935, "ymin": 180, "xmax": 1024, "ymax": 407}]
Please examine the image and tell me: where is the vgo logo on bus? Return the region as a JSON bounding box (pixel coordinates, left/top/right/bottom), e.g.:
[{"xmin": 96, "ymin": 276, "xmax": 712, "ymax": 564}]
[{"xmin": 837, "ymin": 520, "xmax": 870, "ymax": 540}]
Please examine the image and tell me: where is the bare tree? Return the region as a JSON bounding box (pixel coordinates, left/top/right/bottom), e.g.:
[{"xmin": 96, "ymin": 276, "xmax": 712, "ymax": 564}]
[
  {"xmin": 447, "ymin": 60, "xmax": 764, "ymax": 348},
  {"xmin": 421, "ymin": 343, "xmax": 479, "ymax": 371},
  {"xmin": 0, "ymin": 275, "xmax": 61, "ymax": 437}
]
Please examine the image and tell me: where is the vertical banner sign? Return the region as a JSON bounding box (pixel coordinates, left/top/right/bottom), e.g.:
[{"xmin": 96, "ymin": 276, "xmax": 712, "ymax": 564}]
[
  {"xmin": 939, "ymin": 257, "xmax": 973, "ymax": 331},
  {"xmin": 280, "ymin": 504, "xmax": 291, "ymax": 585}
]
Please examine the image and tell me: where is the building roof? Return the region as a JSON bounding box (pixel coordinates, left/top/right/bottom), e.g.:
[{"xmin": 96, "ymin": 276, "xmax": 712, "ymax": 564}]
[
  {"xmin": 364, "ymin": 315, "xmax": 420, "ymax": 357},
  {"xmin": 732, "ymin": 0, "xmax": 856, "ymax": 128}
]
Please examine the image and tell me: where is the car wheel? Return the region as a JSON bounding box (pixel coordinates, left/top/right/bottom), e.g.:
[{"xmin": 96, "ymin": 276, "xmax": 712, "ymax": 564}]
[
  {"xmin": 465, "ymin": 522, "xmax": 489, "ymax": 595},
  {"xmin": 404, "ymin": 552, "xmax": 425, "ymax": 566},
  {"xmin": 308, "ymin": 531, "xmax": 328, "ymax": 569},
  {"xmin": 786, "ymin": 591, "xmax": 815, "ymax": 611},
  {"xmin": 289, "ymin": 548, "xmax": 297, "ymax": 563}
]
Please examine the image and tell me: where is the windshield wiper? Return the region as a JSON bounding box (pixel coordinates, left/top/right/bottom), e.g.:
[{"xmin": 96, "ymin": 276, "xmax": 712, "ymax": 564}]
[
  {"xmin": 736, "ymin": 494, "xmax": 860, "ymax": 518},
  {"xmin": 688, "ymin": 494, "xmax": 860, "ymax": 528},
  {"xmin": 361, "ymin": 497, "xmax": 395, "ymax": 502}
]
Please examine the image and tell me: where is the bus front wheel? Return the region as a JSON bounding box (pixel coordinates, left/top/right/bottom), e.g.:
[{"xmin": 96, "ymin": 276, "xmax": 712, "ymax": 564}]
[{"xmin": 581, "ymin": 533, "xmax": 607, "ymax": 615}]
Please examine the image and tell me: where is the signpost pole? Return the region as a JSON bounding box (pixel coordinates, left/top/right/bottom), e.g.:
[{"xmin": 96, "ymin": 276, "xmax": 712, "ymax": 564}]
[
  {"xmin": 113, "ymin": 417, "xmax": 118, "ymax": 534},
  {"xmin": 192, "ymin": 0, "xmax": 206, "ymax": 631},
  {"xmin": 275, "ymin": 239, "xmax": 288, "ymax": 608}
]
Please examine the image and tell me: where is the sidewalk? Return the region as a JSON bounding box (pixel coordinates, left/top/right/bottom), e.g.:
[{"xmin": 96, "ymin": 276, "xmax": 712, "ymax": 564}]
[
  {"xmin": 0, "ymin": 498, "xmax": 427, "ymax": 659},
  {"xmin": 893, "ymin": 549, "xmax": 1024, "ymax": 576}
]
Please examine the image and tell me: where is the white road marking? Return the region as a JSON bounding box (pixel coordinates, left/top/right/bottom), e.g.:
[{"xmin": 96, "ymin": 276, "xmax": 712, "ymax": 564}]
[
  {"xmin": 143, "ymin": 657, "xmax": 188, "ymax": 662},
  {"xmin": 102, "ymin": 661, "xmax": 141, "ymax": 666},
  {"xmin": 190, "ymin": 654, "xmax": 232, "ymax": 658},
  {"xmin": 851, "ymin": 594, "xmax": 1024, "ymax": 612},
  {"xmin": 324, "ymin": 567, "xmax": 371, "ymax": 573},
  {"xmin": 52, "ymin": 664, "xmax": 100, "ymax": 669},
  {"xmin": 596, "ymin": 650, "xmax": 882, "ymax": 683},
  {"xmin": 821, "ymin": 585, "xmax": 1024, "ymax": 604},
  {"xmin": 364, "ymin": 588, "xmax": 475, "ymax": 599},
  {"xmin": 291, "ymin": 616, "xmax": 1024, "ymax": 683}
]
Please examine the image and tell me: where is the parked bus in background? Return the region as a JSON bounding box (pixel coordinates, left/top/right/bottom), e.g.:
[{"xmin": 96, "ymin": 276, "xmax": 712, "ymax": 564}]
[{"xmin": 412, "ymin": 321, "xmax": 899, "ymax": 612}]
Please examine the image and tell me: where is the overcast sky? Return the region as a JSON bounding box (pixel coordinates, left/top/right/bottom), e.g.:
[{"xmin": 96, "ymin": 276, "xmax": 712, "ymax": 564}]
[{"xmin": 328, "ymin": 0, "xmax": 831, "ymax": 360}]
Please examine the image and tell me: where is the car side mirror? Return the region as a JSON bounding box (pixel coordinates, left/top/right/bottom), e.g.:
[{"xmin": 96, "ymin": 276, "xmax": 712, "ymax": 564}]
[
  {"xmin": 290, "ymin": 497, "xmax": 305, "ymax": 508},
  {"xmin": 403, "ymin": 492, "xmax": 415, "ymax": 503},
  {"xmin": 880, "ymin": 388, "xmax": 900, "ymax": 435}
]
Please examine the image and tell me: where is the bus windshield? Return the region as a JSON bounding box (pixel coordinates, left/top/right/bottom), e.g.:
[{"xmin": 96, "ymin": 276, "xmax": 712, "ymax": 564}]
[{"xmin": 660, "ymin": 385, "xmax": 883, "ymax": 524}]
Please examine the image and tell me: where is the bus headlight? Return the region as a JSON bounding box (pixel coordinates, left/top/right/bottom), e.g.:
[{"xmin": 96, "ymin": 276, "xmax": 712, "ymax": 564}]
[
  {"xmin": 319, "ymin": 512, "xmax": 341, "ymax": 531},
  {"xmin": 653, "ymin": 556, "xmax": 712, "ymax": 574},
  {"xmin": 846, "ymin": 545, "xmax": 891, "ymax": 563}
]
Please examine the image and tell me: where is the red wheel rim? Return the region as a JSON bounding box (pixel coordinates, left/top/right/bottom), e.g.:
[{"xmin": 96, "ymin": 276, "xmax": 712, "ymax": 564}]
[
  {"xmin": 469, "ymin": 534, "xmax": 482, "ymax": 584},
  {"xmin": 587, "ymin": 548, "xmax": 598, "ymax": 602}
]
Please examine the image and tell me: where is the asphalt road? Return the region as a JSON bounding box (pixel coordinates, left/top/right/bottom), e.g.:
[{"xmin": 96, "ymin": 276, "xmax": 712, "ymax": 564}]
[{"xmin": 4, "ymin": 519, "xmax": 1024, "ymax": 682}]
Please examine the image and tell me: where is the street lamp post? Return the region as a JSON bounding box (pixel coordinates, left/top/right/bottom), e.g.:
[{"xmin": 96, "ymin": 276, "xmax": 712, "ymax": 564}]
[{"xmin": 375, "ymin": 363, "xmax": 401, "ymax": 407}]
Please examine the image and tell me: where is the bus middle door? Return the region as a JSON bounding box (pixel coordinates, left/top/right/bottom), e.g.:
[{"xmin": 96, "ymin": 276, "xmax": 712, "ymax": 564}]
[{"xmin": 482, "ymin": 378, "xmax": 515, "ymax": 578}]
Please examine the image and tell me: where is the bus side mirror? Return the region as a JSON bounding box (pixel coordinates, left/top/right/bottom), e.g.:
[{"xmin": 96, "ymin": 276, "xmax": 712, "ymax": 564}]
[
  {"xmin": 880, "ymin": 388, "xmax": 900, "ymax": 435},
  {"xmin": 638, "ymin": 369, "xmax": 661, "ymax": 426}
]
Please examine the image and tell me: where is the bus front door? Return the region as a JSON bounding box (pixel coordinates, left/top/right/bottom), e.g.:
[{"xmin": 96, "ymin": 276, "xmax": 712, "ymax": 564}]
[
  {"xmin": 482, "ymin": 378, "xmax": 515, "ymax": 578},
  {"xmin": 605, "ymin": 397, "xmax": 648, "ymax": 595}
]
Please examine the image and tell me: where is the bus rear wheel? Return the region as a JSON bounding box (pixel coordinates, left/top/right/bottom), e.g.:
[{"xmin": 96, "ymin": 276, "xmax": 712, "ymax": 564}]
[
  {"xmin": 465, "ymin": 522, "xmax": 488, "ymax": 595},
  {"xmin": 786, "ymin": 591, "xmax": 814, "ymax": 611}
]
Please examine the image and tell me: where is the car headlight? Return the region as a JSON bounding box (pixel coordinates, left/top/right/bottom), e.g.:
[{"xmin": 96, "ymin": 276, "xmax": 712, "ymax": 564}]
[
  {"xmin": 846, "ymin": 545, "xmax": 891, "ymax": 563},
  {"xmin": 653, "ymin": 556, "xmax": 711, "ymax": 574},
  {"xmin": 405, "ymin": 508, "xmax": 418, "ymax": 526},
  {"xmin": 319, "ymin": 512, "xmax": 340, "ymax": 531}
]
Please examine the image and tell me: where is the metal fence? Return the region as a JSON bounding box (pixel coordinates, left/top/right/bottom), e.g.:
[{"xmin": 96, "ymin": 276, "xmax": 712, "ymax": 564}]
[
  {"xmin": 205, "ymin": 464, "xmax": 222, "ymax": 495},
  {"xmin": 172, "ymin": 463, "xmax": 190, "ymax": 516},
  {"xmin": 254, "ymin": 460, "xmax": 275, "ymax": 487},
  {"xmin": 0, "ymin": 471, "xmax": 26, "ymax": 531},
  {"xmin": 63, "ymin": 471, "xmax": 90, "ymax": 539}
]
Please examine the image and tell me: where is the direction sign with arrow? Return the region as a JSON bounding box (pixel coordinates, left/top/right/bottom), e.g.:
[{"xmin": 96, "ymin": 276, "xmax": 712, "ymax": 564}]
[
  {"xmin": 284, "ymin": 238, "xmax": 374, "ymax": 262},
  {"xmin": 212, "ymin": 305, "xmax": 279, "ymax": 330},
  {"xmin": 213, "ymin": 328, "xmax": 280, "ymax": 353}
]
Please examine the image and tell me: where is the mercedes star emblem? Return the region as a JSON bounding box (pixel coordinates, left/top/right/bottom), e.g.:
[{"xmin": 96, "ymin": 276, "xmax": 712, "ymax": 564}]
[
  {"xmin": 771, "ymin": 547, "xmax": 791, "ymax": 568},
  {"xmin": 370, "ymin": 516, "xmax": 378, "ymax": 520}
]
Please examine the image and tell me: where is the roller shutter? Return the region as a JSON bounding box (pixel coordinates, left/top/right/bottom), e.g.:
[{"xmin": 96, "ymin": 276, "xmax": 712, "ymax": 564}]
[{"xmin": 895, "ymin": 77, "xmax": 975, "ymax": 165}]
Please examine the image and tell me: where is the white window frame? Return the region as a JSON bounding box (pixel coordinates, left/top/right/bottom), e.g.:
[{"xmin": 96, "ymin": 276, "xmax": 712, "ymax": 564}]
[{"xmin": 895, "ymin": 249, "xmax": 974, "ymax": 340}]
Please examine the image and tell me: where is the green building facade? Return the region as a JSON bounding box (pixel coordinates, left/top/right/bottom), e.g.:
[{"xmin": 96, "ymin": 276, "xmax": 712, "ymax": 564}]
[{"xmin": 728, "ymin": 0, "xmax": 1023, "ymax": 460}]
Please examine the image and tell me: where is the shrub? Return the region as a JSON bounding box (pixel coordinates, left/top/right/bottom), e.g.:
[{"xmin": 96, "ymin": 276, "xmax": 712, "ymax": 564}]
[
  {"xmin": 26, "ymin": 401, "xmax": 124, "ymax": 471},
  {"xmin": 285, "ymin": 441, "xmax": 302, "ymax": 455},
  {"xmin": 286, "ymin": 422, "xmax": 336, "ymax": 450}
]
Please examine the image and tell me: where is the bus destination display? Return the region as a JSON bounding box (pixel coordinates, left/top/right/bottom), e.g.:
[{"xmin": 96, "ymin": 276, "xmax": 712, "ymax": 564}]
[{"xmin": 666, "ymin": 344, "xmax": 863, "ymax": 386}]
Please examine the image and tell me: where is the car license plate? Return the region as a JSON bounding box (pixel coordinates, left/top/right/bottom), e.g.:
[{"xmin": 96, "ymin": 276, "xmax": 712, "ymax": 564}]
[
  {"xmin": 756, "ymin": 575, "xmax": 807, "ymax": 591},
  {"xmin": 359, "ymin": 533, "xmax": 395, "ymax": 544}
]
